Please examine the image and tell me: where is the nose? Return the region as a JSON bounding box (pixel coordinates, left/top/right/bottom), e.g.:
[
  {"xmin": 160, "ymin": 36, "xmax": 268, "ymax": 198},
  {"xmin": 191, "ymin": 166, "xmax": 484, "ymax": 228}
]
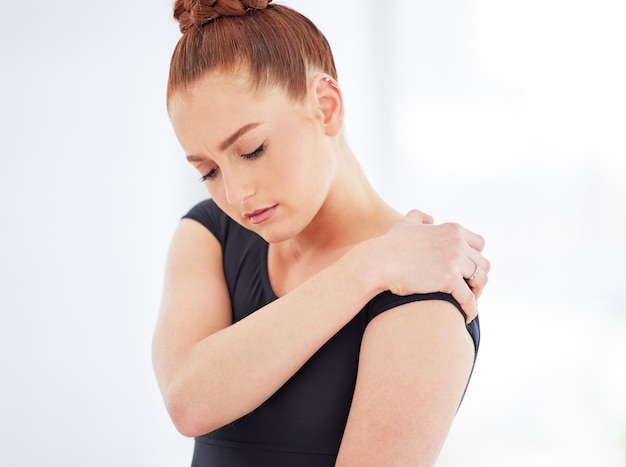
[{"xmin": 222, "ymin": 170, "xmax": 255, "ymax": 206}]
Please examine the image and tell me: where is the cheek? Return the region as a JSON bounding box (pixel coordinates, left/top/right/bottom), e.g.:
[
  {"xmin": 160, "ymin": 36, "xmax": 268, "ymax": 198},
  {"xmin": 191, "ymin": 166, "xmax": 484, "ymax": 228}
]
[
  {"xmin": 274, "ymin": 128, "xmax": 326, "ymax": 186},
  {"xmin": 203, "ymin": 181, "xmax": 231, "ymax": 212},
  {"xmin": 274, "ymin": 156, "xmax": 301, "ymax": 182},
  {"xmin": 272, "ymin": 153, "xmax": 318, "ymax": 199}
]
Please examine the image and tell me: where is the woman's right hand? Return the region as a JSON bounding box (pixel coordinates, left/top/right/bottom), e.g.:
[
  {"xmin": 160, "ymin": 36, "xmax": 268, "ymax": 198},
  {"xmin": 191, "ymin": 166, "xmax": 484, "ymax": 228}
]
[{"xmin": 358, "ymin": 210, "xmax": 490, "ymax": 323}]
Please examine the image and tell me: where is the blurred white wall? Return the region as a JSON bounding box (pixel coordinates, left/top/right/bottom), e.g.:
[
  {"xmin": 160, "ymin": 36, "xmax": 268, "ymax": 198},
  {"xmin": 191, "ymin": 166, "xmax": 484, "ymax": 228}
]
[{"xmin": 1, "ymin": 1, "xmax": 624, "ymax": 466}]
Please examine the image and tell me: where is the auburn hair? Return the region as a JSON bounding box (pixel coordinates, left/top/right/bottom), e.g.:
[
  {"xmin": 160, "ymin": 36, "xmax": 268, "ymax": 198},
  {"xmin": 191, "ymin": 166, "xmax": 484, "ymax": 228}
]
[{"xmin": 167, "ymin": 1, "xmax": 338, "ymax": 103}]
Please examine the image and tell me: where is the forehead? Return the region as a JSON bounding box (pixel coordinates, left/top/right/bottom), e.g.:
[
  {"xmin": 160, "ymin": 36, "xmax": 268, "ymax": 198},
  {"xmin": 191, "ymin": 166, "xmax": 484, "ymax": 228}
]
[
  {"xmin": 169, "ymin": 72, "xmax": 256, "ymax": 115},
  {"xmin": 167, "ymin": 72, "xmax": 308, "ymax": 150}
]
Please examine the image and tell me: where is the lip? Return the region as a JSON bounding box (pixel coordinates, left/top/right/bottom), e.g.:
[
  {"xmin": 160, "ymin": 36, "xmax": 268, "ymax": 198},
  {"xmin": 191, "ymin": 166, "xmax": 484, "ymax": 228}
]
[{"xmin": 244, "ymin": 204, "xmax": 278, "ymax": 225}]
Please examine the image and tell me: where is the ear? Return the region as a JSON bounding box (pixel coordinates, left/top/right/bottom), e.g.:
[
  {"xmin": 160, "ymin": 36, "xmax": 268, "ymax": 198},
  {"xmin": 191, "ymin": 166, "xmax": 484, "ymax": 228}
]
[{"xmin": 308, "ymin": 73, "xmax": 344, "ymax": 136}]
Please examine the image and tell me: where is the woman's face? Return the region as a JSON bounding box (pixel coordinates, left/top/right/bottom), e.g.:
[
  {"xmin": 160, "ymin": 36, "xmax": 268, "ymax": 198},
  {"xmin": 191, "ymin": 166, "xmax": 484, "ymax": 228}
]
[{"xmin": 168, "ymin": 73, "xmax": 337, "ymax": 243}]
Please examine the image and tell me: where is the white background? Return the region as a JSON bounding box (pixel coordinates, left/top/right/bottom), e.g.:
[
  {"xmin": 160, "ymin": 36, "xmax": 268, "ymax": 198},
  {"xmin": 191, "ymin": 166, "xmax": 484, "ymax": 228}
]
[{"xmin": 1, "ymin": 1, "xmax": 625, "ymax": 465}]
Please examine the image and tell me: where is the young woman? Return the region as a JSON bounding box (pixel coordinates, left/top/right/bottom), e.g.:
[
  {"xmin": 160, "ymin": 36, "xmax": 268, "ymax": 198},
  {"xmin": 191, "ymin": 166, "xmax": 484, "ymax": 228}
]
[{"xmin": 152, "ymin": 1, "xmax": 489, "ymax": 465}]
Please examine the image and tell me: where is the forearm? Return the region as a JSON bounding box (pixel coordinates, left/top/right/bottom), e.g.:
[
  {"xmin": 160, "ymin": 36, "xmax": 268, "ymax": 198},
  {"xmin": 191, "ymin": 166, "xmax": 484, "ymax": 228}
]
[{"xmin": 165, "ymin": 245, "xmax": 379, "ymax": 437}]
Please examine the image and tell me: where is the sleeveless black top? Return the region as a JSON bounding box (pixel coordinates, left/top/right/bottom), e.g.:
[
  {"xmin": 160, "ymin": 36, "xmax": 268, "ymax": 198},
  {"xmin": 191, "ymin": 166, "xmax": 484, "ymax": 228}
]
[{"xmin": 183, "ymin": 199, "xmax": 480, "ymax": 467}]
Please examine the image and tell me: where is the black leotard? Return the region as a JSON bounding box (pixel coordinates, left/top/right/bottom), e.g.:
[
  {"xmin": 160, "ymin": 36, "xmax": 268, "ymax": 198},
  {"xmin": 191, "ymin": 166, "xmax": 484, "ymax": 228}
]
[{"xmin": 183, "ymin": 199, "xmax": 480, "ymax": 467}]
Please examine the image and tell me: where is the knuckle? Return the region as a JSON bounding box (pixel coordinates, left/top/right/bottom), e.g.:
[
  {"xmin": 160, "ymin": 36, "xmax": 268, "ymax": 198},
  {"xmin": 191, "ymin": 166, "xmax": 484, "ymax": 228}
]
[
  {"xmin": 406, "ymin": 209, "xmax": 423, "ymax": 221},
  {"xmin": 454, "ymin": 253, "xmax": 466, "ymax": 268},
  {"xmin": 441, "ymin": 221, "xmax": 460, "ymax": 233},
  {"xmin": 447, "ymin": 248, "xmax": 465, "ymax": 265}
]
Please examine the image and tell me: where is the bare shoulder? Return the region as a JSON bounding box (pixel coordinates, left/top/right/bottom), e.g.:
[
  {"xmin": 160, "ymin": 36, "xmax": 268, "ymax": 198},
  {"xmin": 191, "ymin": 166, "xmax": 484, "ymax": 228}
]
[
  {"xmin": 152, "ymin": 218, "xmax": 232, "ymax": 395},
  {"xmin": 336, "ymin": 299, "xmax": 475, "ymax": 467}
]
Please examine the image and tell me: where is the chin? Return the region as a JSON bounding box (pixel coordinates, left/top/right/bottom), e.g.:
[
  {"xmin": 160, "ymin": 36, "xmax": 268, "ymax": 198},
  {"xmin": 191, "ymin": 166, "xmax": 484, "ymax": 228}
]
[
  {"xmin": 256, "ymin": 230, "xmax": 294, "ymax": 245},
  {"xmin": 253, "ymin": 223, "xmax": 302, "ymax": 244}
]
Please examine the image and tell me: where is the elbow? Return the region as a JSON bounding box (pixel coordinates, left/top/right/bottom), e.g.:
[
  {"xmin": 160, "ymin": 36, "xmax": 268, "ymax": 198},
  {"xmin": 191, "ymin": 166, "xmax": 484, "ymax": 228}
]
[
  {"xmin": 165, "ymin": 383, "xmax": 221, "ymax": 438},
  {"xmin": 166, "ymin": 389, "xmax": 204, "ymax": 438},
  {"xmin": 167, "ymin": 405, "xmax": 204, "ymax": 438}
]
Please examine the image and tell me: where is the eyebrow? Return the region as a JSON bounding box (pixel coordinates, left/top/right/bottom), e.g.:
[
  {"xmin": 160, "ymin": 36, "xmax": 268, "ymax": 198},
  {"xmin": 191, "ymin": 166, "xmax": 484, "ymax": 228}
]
[
  {"xmin": 186, "ymin": 154, "xmax": 204, "ymax": 163},
  {"xmin": 220, "ymin": 122, "xmax": 260, "ymax": 151}
]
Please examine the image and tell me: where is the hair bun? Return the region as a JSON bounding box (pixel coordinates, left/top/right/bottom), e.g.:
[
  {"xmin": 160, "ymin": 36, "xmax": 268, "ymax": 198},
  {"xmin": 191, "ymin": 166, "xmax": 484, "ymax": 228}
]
[{"xmin": 174, "ymin": 0, "xmax": 272, "ymax": 33}]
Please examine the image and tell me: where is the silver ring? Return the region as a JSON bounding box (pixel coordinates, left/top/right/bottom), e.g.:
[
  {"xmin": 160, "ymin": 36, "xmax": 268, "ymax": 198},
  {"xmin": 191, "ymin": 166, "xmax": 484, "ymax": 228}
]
[{"xmin": 469, "ymin": 264, "xmax": 480, "ymax": 281}]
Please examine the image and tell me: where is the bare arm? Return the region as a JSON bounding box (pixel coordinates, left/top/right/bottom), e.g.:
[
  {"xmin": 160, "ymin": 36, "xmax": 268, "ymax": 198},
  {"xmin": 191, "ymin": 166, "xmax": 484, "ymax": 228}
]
[
  {"xmin": 152, "ymin": 219, "xmax": 382, "ymax": 437},
  {"xmin": 336, "ymin": 300, "xmax": 475, "ymax": 466},
  {"xmin": 152, "ymin": 213, "xmax": 487, "ymax": 438}
]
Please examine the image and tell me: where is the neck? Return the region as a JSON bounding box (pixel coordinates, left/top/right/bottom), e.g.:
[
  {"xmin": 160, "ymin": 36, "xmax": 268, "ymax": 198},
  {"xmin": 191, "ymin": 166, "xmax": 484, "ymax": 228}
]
[{"xmin": 278, "ymin": 139, "xmax": 401, "ymax": 259}]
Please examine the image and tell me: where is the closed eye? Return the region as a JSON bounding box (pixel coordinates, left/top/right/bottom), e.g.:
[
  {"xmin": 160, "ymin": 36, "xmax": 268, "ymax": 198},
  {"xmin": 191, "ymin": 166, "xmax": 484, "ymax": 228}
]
[
  {"xmin": 198, "ymin": 143, "xmax": 264, "ymax": 183},
  {"xmin": 199, "ymin": 167, "xmax": 218, "ymax": 182},
  {"xmin": 242, "ymin": 143, "xmax": 265, "ymax": 160}
]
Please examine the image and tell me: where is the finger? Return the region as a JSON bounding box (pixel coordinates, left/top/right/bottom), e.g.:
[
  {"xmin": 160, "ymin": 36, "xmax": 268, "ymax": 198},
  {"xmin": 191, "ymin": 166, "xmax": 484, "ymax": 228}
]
[
  {"xmin": 462, "ymin": 227, "xmax": 486, "ymax": 253},
  {"xmin": 450, "ymin": 277, "xmax": 478, "ymax": 324},
  {"xmin": 469, "ymin": 283, "xmax": 482, "ymax": 300},
  {"xmin": 463, "ymin": 254, "xmax": 489, "ymax": 299},
  {"xmin": 464, "ymin": 247, "xmax": 491, "ymax": 277},
  {"xmin": 467, "ymin": 276, "xmax": 485, "ymax": 299},
  {"xmin": 464, "ymin": 257, "xmax": 481, "ymax": 282},
  {"xmin": 405, "ymin": 209, "xmax": 434, "ymax": 225}
]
